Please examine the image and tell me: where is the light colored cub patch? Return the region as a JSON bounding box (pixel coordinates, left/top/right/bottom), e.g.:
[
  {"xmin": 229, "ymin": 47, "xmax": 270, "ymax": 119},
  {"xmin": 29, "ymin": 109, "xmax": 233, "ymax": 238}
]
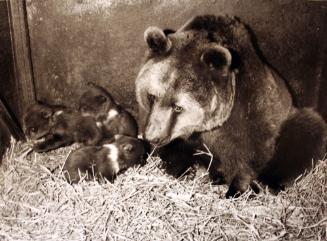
[
  {"xmin": 103, "ymin": 144, "xmax": 120, "ymax": 174},
  {"xmin": 54, "ymin": 110, "xmax": 63, "ymax": 116},
  {"xmin": 108, "ymin": 109, "xmax": 119, "ymax": 119},
  {"xmin": 81, "ymin": 113, "xmax": 92, "ymax": 117},
  {"xmin": 102, "ymin": 109, "xmax": 119, "ymax": 125}
]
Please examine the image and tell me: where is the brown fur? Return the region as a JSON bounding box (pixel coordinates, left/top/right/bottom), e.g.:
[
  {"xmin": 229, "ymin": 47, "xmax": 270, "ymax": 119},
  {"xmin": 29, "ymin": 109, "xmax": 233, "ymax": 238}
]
[
  {"xmin": 63, "ymin": 135, "xmax": 149, "ymax": 183},
  {"xmin": 258, "ymin": 109, "xmax": 327, "ymax": 190},
  {"xmin": 135, "ymin": 15, "xmax": 327, "ymax": 197},
  {"xmin": 79, "ymin": 83, "xmax": 138, "ymax": 139},
  {"xmin": 23, "ymin": 102, "xmax": 67, "ymax": 140},
  {"xmin": 24, "ymin": 102, "xmax": 102, "ymax": 153}
]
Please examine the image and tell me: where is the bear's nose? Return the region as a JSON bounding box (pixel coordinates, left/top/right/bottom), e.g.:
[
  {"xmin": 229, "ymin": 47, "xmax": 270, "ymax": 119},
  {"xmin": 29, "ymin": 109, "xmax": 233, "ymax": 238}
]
[
  {"xmin": 146, "ymin": 136, "xmax": 171, "ymax": 147},
  {"xmin": 144, "ymin": 129, "xmax": 160, "ymax": 145}
]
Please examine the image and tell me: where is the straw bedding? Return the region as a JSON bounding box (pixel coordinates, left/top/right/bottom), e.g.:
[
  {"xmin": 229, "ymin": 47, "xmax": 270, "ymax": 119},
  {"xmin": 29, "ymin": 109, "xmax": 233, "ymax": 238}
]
[{"xmin": 0, "ymin": 139, "xmax": 326, "ymax": 241}]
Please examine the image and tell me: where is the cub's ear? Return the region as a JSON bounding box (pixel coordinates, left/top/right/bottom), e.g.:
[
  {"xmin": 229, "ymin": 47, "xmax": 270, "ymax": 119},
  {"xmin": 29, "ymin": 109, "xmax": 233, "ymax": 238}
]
[
  {"xmin": 95, "ymin": 95, "xmax": 107, "ymax": 104},
  {"xmin": 200, "ymin": 45, "xmax": 232, "ymax": 72},
  {"xmin": 144, "ymin": 26, "xmax": 172, "ymax": 54}
]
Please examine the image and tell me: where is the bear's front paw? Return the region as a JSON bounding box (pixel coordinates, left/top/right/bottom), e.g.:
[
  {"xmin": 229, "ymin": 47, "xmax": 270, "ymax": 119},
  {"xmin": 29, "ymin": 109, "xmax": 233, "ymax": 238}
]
[
  {"xmin": 225, "ymin": 173, "xmax": 253, "ymax": 199},
  {"xmin": 225, "ymin": 185, "xmax": 242, "ymax": 199}
]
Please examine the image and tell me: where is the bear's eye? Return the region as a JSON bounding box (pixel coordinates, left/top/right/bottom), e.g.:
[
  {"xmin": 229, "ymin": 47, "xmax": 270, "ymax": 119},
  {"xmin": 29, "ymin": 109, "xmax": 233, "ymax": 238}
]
[
  {"xmin": 30, "ymin": 127, "xmax": 36, "ymax": 133},
  {"xmin": 148, "ymin": 94, "xmax": 156, "ymax": 103},
  {"xmin": 172, "ymin": 104, "xmax": 183, "ymax": 113}
]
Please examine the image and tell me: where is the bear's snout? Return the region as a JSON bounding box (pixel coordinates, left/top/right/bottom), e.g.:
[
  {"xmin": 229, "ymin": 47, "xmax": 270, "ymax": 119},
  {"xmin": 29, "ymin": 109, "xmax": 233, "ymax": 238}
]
[{"xmin": 144, "ymin": 125, "xmax": 171, "ymax": 147}]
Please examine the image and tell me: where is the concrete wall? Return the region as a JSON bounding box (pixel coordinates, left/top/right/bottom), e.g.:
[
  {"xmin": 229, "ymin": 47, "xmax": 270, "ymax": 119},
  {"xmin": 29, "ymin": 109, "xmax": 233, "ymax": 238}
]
[{"xmin": 26, "ymin": 0, "xmax": 327, "ymax": 118}]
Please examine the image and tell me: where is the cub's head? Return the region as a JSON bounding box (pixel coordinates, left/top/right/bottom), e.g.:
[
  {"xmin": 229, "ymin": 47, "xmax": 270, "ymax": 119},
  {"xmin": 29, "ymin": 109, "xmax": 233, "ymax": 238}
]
[
  {"xmin": 135, "ymin": 15, "xmax": 244, "ymax": 146},
  {"xmin": 23, "ymin": 103, "xmax": 55, "ymax": 139},
  {"xmin": 79, "ymin": 83, "xmax": 116, "ymax": 119},
  {"xmin": 105, "ymin": 135, "xmax": 150, "ymax": 170}
]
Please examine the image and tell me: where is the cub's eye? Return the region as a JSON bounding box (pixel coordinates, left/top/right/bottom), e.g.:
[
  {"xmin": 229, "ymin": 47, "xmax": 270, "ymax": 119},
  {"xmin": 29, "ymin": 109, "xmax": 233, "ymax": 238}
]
[
  {"xmin": 96, "ymin": 95, "xmax": 107, "ymax": 104},
  {"xmin": 172, "ymin": 104, "xmax": 183, "ymax": 113},
  {"xmin": 148, "ymin": 94, "xmax": 156, "ymax": 102},
  {"xmin": 30, "ymin": 127, "xmax": 36, "ymax": 133},
  {"xmin": 41, "ymin": 111, "xmax": 50, "ymax": 118}
]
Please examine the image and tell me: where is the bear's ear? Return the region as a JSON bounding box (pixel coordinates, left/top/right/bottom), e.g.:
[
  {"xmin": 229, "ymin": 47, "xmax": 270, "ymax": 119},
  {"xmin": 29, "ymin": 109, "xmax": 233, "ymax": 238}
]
[
  {"xmin": 144, "ymin": 26, "xmax": 172, "ymax": 54},
  {"xmin": 200, "ymin": 46, "xmax": 232, "ymax": 72}
]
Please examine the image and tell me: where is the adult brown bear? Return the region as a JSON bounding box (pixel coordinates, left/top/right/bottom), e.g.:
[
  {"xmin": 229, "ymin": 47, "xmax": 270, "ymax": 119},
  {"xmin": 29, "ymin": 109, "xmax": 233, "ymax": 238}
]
[{"xmin": 135, "ymin": 15, "xmax": 327, "ymax": 197}]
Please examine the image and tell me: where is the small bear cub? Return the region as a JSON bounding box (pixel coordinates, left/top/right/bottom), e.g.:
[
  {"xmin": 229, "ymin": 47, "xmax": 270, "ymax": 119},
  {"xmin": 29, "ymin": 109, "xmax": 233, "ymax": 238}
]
[
  {"xmin": 24, "ymin": 102, "xmax": 102, "ymax": 153},
  {"xmin": 63, "ymin": 135, "xmax": 149, "ymax": 183},
  {"xmin": 79, "ymin": 83, "xmax": 138, "ymax": 139},
  {"xmin": 24, "ymin": 84, "xmax": 139, "ymax": 153},
  {"xmin": 24, "ymin": 101, "xmax": 66, "ymax": 140}
]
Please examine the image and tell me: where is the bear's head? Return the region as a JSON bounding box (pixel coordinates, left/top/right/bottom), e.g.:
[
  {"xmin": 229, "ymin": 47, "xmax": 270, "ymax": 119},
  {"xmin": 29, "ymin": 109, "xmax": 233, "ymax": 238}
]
[{"xmin": 136, "ymin": 15, "xmax": 251, "ymax": 146}]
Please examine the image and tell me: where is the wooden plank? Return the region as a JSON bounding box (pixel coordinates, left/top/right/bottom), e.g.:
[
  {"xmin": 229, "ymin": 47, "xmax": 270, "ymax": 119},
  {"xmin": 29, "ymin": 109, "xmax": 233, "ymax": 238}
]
[
  {"xmin": 0, "ymin": 117, "xmax": 12, "ymax": 163},
  {"xmin": 6, "ymin": 0, "xmax": 36, "ymax": 122},
  {"xmin": 0, "ymin": 98, "xmax": 25, "ymax": 141}
]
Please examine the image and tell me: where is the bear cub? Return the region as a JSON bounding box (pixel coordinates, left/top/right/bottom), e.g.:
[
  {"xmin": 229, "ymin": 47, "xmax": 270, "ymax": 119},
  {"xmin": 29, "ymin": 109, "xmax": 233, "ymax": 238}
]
[
  {"xmin": 24, "ymin": 102, "xmax": 67, "ymax": 140},
  {"xmin": 24, "ymin": 83, "xmax": 138, "ymax": 153},
  {"xmin": 24, "ymin": 102, "xmax": 102, "ymax": 152},
  {"xmin": 63, "ymin": 135, "xmax": 150, "ymax": 183},
  {"xmin": 79, "ymin": 83, "xmax": 138, "ymax": 139}
]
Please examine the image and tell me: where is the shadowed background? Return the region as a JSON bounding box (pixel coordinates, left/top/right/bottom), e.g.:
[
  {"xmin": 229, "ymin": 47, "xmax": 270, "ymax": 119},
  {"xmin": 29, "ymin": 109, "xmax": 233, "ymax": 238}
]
[{"xmin": 24, "ymin": 0, "xmax": 327, "ymax": 119}]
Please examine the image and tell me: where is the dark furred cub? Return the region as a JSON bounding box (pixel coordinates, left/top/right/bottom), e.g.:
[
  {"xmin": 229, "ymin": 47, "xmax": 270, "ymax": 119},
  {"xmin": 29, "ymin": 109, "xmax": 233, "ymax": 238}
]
[
  {"xmin": 34, "ymin": 110, "xmax": 102, "ymax": 153},
  {"xmin": 23, "ymin": 102, "xmax": 66, "ymax": 140},
  {"xmin": 79, "ymin": 83, "xmax": 138, "ymax": 139},
  {"xmin": 24, "ymin": 102, "xmax": 102, "ymax": 152},
  {"xmin": 63, "ymin": 135, "xmax": 149, "ymax": 183}
]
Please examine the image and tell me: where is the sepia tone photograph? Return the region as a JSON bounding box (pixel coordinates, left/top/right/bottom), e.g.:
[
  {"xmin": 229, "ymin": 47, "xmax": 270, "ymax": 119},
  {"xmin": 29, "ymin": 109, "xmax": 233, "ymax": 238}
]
[{"xmin": 0, "ymin": 0, "xmax": 326, "ymax": 240}]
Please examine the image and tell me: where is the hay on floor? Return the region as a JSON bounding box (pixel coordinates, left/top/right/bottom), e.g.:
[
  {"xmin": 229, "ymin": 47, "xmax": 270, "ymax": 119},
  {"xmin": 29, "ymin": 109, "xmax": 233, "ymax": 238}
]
[{"xmin": 0, "ymin": 139, "xmax": 326, "ymax": 241}]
